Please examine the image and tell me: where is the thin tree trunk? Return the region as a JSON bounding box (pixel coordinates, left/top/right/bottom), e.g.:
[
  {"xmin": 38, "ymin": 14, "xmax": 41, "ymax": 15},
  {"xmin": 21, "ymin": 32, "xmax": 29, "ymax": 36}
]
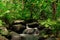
[
  {"xmin": 30, "ymin": 4, "xmax": 34, "ymax": 19},
  {"xmin": 22, "ymin": 0, "xmax": 25, "ymax": 10},
  {"xmin": 52, "ymin": 1, "xmax": 56, "ymax": 19}
]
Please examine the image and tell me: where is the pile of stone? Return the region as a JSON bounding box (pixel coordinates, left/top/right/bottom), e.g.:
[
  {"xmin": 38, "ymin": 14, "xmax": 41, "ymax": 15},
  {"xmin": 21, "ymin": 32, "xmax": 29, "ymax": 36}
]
[
  {"xmin": 0, "ymin": 20, "xmax": 56, "ymax": 40},
  {"xmin": 10, "ymin": 20, "xmax": 40, "ymax": 40}
]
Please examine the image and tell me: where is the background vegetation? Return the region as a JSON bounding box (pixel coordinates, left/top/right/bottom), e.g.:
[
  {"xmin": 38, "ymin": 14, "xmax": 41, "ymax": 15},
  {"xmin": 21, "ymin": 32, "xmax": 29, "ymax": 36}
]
[{"xmin": 0, "ymin": 0, "xmax": 60, "ymax": 38}]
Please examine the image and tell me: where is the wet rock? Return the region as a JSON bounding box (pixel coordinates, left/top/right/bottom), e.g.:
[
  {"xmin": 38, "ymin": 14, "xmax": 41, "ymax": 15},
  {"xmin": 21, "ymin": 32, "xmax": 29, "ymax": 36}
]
[
  {"xmin": 0, "ymin": 27, "xmax": 9, "ymax": 35},
  {"xmin": 10, "ymin": 31, "xmax": 20, "ymax": 36},
  {"xmin": 0, "ymin": 35, "xmax": 8, "ymax": 40},
  {"xmin": 11, "ymin": 24, "xmax": 26, "ymax": 34},
  {"xmin": 11, "ymin": 35, "xmax": 20, "ymax": 40},
  {"xmin": 10, "ymin": 31, "xmax": 21, "ymax": 40},
  {"xmin": 27, "ymin": 22, "xmax": 39, "ymax": 28},
  {"xmin": 9, "ymin": 20, "xmax": 26, "ymax": 34},
  {"xmin": 23, "ymin": 28, "xmax": 39, "ymax": 35},
  {"xmin": 20, "ymin": 34, "xmax": 39, "ymax": 40},
  {"xmin": 37, "ymin": 25, "xmax": 45, "ymax": 30},
  {"xmin": 12, "ymin": 20, "xmax": 25, "ymax": 25}
]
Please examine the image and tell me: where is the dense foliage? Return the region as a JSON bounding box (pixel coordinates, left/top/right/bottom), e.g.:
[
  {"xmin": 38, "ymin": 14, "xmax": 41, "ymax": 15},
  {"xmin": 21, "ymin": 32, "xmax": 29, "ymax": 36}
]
[{"xmin": 0, "ymin": 0, "xmax": 59, "ymax": 20}]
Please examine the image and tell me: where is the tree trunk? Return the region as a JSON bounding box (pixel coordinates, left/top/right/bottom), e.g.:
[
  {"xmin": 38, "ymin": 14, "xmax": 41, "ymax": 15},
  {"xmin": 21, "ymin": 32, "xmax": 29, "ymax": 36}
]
[
  {"xmin": 52, "ymin": 1, "xmax": 56, "ymax": 19},
  {"xmin": 22, "ymin": 0, "xmax": 25, "ymax": 10}
]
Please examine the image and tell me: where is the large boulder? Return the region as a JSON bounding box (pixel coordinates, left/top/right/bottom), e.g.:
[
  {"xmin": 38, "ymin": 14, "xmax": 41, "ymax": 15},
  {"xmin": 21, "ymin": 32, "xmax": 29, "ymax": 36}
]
[
  {"xmin": 11, "ymin": 24, "xmax": 26, "ymax": 34},
  {"xmin": 10, "ymin": 31, "xmax": 21, "ymax": 40},
  {"xmin": 0, "ymin": 35, "xmax": 8, "ymax": 40},
  {"xmin": 23, "ymin": 28, "xmax": 39, "ymax": 35},
  {"xmin": 0, "ymin": 27, "xmax": 9, "ymax": 36},
  {"xmin": 20, "ymin": 34, "xmax": 39, "ymax": 40},
  {"xmin": 10, "ymin": 31, "xmax": 39, "ymax": 40},
  {"xmin": 9, "ymin": 20, "xmax": 26, "ymax": 34}
]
